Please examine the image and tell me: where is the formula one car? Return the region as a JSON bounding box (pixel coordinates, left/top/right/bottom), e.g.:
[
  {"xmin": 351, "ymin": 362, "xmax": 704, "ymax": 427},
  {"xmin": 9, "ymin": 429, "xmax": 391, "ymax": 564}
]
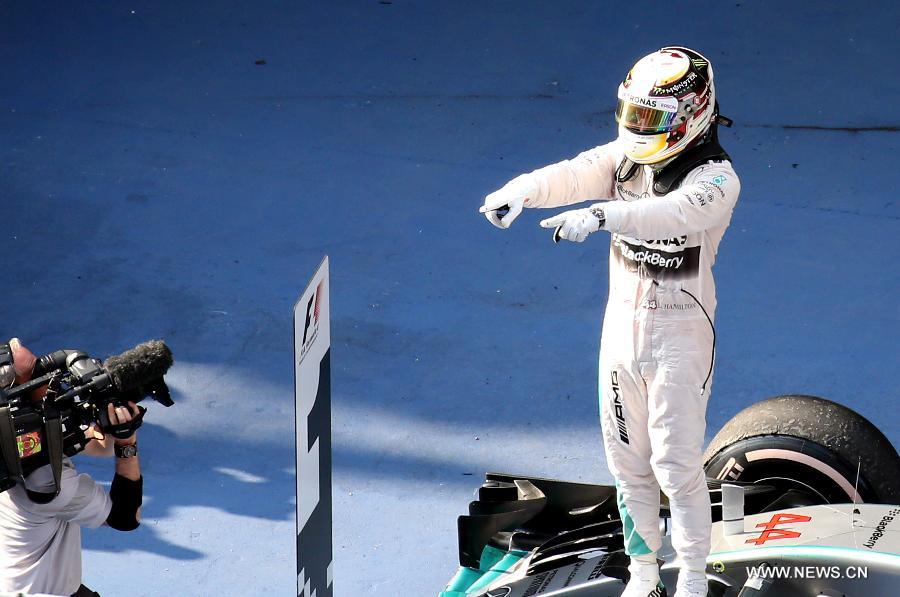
[{"xmin": 439, "ymin": 395, "xmax": 900, "ymax": 596}]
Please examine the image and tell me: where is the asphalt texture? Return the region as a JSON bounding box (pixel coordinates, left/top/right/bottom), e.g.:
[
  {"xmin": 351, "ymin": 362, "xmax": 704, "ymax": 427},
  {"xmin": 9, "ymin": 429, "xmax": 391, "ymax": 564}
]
[{"xmin": 0, "ymin": 1, "xmax": 897, "ymax": 595}]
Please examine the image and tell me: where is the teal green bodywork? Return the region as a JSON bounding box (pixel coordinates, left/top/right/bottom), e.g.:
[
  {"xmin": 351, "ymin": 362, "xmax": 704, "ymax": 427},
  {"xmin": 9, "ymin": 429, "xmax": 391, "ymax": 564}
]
[{"xmin": 439, "ymin": 545, "xmax": 528, "ymax": 596}]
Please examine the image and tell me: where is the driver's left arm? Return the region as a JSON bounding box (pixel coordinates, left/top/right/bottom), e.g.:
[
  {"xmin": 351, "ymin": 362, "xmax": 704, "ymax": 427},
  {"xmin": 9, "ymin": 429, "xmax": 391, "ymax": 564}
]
[{"xmin": 602, "ymin": 165, "xmax": 740, "ymax": 239}]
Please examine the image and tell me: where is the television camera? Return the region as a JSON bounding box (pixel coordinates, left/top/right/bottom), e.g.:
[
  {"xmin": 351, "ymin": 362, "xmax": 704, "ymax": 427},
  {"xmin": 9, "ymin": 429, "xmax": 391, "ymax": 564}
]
[{"xmin": 0, "ymin": 340, "xmax": 174, "ymax": 499}]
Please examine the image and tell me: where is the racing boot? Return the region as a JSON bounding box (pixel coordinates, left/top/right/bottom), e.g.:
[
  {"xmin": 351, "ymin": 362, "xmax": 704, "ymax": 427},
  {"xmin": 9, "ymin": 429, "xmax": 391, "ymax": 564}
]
[
  {"xmin": 623, "ymin": 553, "xmax": 667, "ymax": 597},
  {"xmin": 674, "ymin": 568, "xmax": 708, "ymax": 596}
]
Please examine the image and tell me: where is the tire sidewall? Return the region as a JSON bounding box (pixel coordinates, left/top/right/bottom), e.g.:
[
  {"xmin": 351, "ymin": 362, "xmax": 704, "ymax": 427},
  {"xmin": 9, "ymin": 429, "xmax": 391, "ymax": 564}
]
[{"xmin": 705, "ymin": 434, "xmax": 874, "ymax": 503}]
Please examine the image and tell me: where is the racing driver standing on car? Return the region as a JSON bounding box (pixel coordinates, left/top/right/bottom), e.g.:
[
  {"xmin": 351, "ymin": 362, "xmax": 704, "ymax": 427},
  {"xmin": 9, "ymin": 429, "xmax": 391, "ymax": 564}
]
[{"xmin": 479, "ymin": 47, "xmax": 740, "ymax": 597}]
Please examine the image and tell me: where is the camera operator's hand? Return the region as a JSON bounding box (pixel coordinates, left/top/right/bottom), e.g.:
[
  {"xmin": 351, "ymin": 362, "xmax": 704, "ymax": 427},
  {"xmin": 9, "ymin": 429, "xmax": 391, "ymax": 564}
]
[
  {"xmin": 109, "ymin": 402, "xmax": 141, "ymax": 445},
  {"xmin": 8, "ymin": 338, "xmax": 35, "ymax": 383},
  {"xmin": 8, "ymin": 338, "xmax": 48, "ymax": 400},
  {"xmin": 82, "ymin": 423, "xmax": 113, "ymax": 457},
  {"xmin": 85, "ymin": 402, "xmax": 142, "ymax": 458}
]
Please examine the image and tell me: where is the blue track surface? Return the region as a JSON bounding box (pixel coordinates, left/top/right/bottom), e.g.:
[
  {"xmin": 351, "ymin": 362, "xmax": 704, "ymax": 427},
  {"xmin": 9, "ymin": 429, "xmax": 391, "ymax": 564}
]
[{"xmin": 1, "ymin": 2, "xmax": 897, "ymax": 595}]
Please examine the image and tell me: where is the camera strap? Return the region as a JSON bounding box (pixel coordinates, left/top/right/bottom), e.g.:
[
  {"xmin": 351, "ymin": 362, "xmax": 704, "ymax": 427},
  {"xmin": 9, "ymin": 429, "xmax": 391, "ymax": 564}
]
[
  {"xmin": 0, "ymin": 405, "xmax": 25, "ymax": 481},
  {"xmin": 24, "ymin": 409, "xmax": 64, "ymax": 503}
]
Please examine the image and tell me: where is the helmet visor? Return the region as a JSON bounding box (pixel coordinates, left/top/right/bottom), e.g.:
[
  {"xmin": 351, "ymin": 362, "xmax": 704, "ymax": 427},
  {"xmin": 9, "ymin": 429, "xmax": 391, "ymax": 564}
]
[{"xmin": 615, "ymin": 88, "xmax": 680, "ymax": 133}]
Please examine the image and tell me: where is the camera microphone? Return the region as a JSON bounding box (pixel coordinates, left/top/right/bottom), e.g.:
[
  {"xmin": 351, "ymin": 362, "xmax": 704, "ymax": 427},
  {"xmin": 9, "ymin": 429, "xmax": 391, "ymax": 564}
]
[
  {"xmin": 103, "ymin": 340, "xmax": 174, "ymax": 391},
  {"xmin": 32, "ymin": 341, "xmax": 173, "ymax": 392}
]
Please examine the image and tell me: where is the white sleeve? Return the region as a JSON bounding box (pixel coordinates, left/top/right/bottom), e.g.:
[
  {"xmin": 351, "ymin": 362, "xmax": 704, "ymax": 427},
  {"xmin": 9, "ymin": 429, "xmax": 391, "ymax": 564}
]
[
  {"xmin": 524, "ymin": 141, "xmax": 620, "ymax": 208},
  {"xmin": 55, "ymin": 473, "xmax": 112, "ymax": 529},
  {"xmin": 601, "ymin": 163, "xmax": 740, "ymax": 238}
]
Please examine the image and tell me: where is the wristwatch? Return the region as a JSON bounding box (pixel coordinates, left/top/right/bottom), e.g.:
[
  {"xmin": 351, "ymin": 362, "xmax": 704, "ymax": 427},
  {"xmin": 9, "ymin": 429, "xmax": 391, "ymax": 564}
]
[
  {"xmin": 114, "ymin": 442, "xmax": 138, "ymax": 458},
  {"xmin": 589, "ymin": 206, "xmax": 606, "ymax": 228}
]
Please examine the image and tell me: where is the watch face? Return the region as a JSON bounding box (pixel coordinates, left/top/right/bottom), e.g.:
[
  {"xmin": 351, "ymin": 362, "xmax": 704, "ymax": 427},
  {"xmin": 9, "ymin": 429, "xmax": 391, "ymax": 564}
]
[{"xmin": 116, "ymin": 444, "xmax": 137, "ymax": 458}]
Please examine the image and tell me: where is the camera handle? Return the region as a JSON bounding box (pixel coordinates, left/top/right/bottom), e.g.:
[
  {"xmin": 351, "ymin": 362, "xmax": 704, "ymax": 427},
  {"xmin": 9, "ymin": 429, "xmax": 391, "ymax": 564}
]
[{"xmin": 98, "ymin": 404, "xmax": 147, "ymax": 440}]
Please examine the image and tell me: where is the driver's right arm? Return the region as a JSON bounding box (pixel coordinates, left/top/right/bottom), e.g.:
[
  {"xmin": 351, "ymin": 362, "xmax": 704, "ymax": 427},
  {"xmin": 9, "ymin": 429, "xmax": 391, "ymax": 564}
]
[
  {"xmin": 525, "ymin": 141, "xmax": 620, "ymax": 208},
  {"xmin": 481, "ymin": 141, "xmax": 620, "ymax": 228}
]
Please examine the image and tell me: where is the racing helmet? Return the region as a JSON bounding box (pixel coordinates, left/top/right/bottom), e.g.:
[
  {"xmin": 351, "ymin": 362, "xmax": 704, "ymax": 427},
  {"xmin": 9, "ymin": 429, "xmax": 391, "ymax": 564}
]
[{"xmin": 615, "ymin": 46, "xmax": 716, "ymax": 164}]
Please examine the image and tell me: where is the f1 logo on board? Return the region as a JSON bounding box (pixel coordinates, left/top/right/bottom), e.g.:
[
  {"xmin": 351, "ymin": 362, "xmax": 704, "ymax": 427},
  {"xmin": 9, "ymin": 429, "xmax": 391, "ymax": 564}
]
[
  {"xmin": 486, "ymin": 588, "xmax": 512, "ymax": 597},
  {"xmin": 746, "ymin": 513, "xmax": 812, "ymax": 546},
  {"xmin": 299, "ymin": 280, "xmax": 324, "ymax": 362}
]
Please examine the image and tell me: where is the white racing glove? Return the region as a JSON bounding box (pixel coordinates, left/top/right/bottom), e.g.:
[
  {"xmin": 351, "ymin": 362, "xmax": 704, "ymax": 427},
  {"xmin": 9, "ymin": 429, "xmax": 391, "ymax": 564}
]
[
  {"xmin": 539, "ymin": 206, "xmax": 606, "ymax": 243},
  {"xmin": 479, "ymin": 174, "xmax": 538, "ymax": 229}
]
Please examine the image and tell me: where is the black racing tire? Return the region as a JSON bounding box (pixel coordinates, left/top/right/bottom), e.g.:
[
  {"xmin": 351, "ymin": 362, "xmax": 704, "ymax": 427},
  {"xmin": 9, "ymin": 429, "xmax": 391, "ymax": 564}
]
[{"xmin": 703, "ymin": 394, "xmax": 900, "ymax": 505}]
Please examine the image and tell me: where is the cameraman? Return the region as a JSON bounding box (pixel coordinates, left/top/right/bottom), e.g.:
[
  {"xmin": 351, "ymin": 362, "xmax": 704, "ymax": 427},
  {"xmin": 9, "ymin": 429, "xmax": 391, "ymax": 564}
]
[{"xmin": 0, "ymin": 338, "xmax": 143, "ymax": 597}]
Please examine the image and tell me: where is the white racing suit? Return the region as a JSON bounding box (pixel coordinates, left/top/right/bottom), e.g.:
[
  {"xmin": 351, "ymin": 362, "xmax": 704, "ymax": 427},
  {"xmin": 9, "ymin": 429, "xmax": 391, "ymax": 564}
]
[{"xmin": 523, "ymin": 140, "xmax": 740, "ymax": 569}]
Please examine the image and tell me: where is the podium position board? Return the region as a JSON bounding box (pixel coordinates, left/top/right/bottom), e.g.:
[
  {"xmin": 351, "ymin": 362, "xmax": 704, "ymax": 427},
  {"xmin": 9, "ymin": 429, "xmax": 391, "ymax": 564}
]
[{"xmin": 294, "ymin": 256, "xmax": 333, "ymax": 597}]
